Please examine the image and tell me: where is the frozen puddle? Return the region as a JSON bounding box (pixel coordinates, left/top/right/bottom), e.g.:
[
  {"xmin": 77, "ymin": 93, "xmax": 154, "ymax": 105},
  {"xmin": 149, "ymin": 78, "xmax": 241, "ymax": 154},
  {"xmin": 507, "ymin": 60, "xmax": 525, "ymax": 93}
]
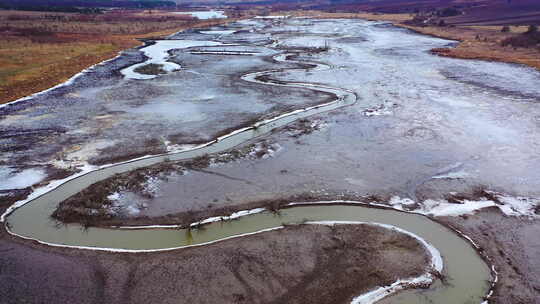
[
  {"xmin": 121, "ymin": 40, "xmax": 223, "ymax": 80},
  {"xmin": 173, "ymin": 11, "xmax": 227, "ymax": 20},
  {"xmin": 199, "ymin": 30, "xmax": 237, "ymax": 35},
  {"xmin": 189, "ymin": 50, "xmax": 260, "ymax": 56}
]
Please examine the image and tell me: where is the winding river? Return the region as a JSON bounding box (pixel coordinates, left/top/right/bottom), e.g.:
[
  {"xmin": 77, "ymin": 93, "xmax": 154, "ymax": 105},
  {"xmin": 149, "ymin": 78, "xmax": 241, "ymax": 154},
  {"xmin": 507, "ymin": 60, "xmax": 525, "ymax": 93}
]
[{"xmin": 2, "ymin": 34, "xmax": 491, "ymax": 303}]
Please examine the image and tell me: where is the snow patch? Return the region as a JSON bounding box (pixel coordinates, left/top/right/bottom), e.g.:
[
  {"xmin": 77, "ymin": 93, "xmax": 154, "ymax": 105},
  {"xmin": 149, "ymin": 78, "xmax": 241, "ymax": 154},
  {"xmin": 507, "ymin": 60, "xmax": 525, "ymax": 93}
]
[
  {"xmin": 422, "ymin": 199, "xmax": 496, "ymax": 216},
  {"xmin": 496, "ymin": 194, "xmax": 539, "ymax": 216},
  {"xmin": 362, "ymin": 103, "xmax": 395, "ymax": 117},
  {"xmin": 107, "ymin": 192, "xmax": 121, "ymax": 201},
  {"xmin": 388, "ymin": 196, "xmax": 416, "ymax": 210},
  {"xmin": 106, "ymin": 190, "xmax": 148, "ymax": 216},
  {"xmin": 125, "ymin": 205, "xmax": 141, "ymax": 215},
  {"xmin": 248, "ymin": 142, "xmax": 283, "ymax": 159},
  {"xmin": 0, "ymin": 168, "xmax": 46, "ymax": 190}
]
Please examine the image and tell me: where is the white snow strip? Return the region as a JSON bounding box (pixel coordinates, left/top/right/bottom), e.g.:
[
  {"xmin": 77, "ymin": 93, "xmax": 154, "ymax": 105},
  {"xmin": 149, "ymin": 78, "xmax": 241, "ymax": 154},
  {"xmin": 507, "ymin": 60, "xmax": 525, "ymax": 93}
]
[
  {"xmin": 114, "ymin": 207, "xmax": 268, "ymax": 230},
  {"xmin": 432, "ymin": 170, "xmax": 470, "ymax": 179},
  {"xmin": 352, "ymin": 276, "xmax": 432, "ymax": 304},
  {"xmin": 5, "ymin": 225, "xmax": 283, "ymax": 253},
  {"xmin": 191, "ymin": 207, "xmax": 267, "ymax": 227},
  {"xmin": 164, "ymin": 142, "xmax": 199, "ymax": 153},
  {"xmin": 308, "ymin": 221, "xmax": 443, "ymax": 271},
  {"xmin": 113, "ymin": 224, "xmax": 184, "ymax": 229}
]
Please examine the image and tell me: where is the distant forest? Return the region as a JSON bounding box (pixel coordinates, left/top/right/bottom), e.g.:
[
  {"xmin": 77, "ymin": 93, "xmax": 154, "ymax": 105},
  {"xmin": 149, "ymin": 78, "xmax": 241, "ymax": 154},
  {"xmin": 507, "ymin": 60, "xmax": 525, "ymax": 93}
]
[{"xmin": 0, "ymin": 0, "xmax": 176, "ymax": 12}]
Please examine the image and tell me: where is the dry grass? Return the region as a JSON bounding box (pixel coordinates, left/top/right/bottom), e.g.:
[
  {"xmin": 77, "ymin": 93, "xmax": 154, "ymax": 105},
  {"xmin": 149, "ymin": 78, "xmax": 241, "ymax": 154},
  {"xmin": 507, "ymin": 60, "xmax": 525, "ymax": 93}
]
[
  {"xmin": 0, "ymin": 10, "xmax": 241, "ymax": 104},
  {"xmin": 403, "ymin": 25, "xmax": 540, "ymax": 70},
  {"xmin": 355, "ymin": 12, "xmax": 413, "ymax": 23},
  {"xmin": 464, "ymin": 25, "xmax": 530, "ymax": 34}
]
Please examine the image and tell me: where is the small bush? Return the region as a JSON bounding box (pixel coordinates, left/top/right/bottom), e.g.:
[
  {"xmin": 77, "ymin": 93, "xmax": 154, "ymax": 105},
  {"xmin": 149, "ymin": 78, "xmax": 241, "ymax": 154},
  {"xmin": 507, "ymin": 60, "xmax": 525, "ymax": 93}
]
[
  {"xmin": 501, "ymin": 25, "xmax": 510, "ymax": 33},
  {"xmin": 526, "ymin": 25, "xmax": 538, "ymax": 34},
  {"xmin": 134, "ymin": 63, "xmax": 167, "ymax": 75},
  {"xmin": 501, "ymin": 28, "xmax": 540, "ymax": 48},
  {"xmin": 437, "ymin": 7, "xmax": 461, "ymax": 17}
]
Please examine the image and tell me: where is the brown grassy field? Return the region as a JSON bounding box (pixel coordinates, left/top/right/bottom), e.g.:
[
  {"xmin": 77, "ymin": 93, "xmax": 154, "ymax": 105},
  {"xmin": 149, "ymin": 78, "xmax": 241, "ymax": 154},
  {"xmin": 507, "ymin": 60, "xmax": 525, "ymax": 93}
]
[
  {"xmin": 0, "ymin": 10, "xmax": 240, "ymax": 104},
  {"xmin": 404, "ymin": 25, "xmax": 540, "ymax": 70}
]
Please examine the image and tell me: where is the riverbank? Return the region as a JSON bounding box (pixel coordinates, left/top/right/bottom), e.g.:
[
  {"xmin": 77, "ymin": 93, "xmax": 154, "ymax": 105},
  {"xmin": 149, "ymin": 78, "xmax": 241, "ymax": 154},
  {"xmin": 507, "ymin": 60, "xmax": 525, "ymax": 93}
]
[
  {"xmin": 0, "ymin": 221, "xmax": 430, "ymax": 304},
  {"xmin": 0, "ymin": 10, "xmax": 238, "ymax": 104},
  {"xmin": 438, "ymin": 208, "xmax": 540, "ymax": 304}
]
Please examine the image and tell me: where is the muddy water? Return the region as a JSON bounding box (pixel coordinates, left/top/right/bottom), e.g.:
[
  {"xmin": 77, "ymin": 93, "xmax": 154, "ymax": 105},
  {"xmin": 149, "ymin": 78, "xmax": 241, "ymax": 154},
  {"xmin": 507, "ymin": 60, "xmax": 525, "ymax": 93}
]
[{"xmin": 7, "ymin": 203, "xmax": 490, "ymax": 303}]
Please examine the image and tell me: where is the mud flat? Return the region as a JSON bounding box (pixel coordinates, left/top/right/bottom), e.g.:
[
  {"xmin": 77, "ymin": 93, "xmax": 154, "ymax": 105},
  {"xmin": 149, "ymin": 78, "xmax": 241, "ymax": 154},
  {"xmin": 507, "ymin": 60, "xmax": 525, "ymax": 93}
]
[{"xmin": 0, "ymin": 223, "xmax": 431, "ymax": 304}]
